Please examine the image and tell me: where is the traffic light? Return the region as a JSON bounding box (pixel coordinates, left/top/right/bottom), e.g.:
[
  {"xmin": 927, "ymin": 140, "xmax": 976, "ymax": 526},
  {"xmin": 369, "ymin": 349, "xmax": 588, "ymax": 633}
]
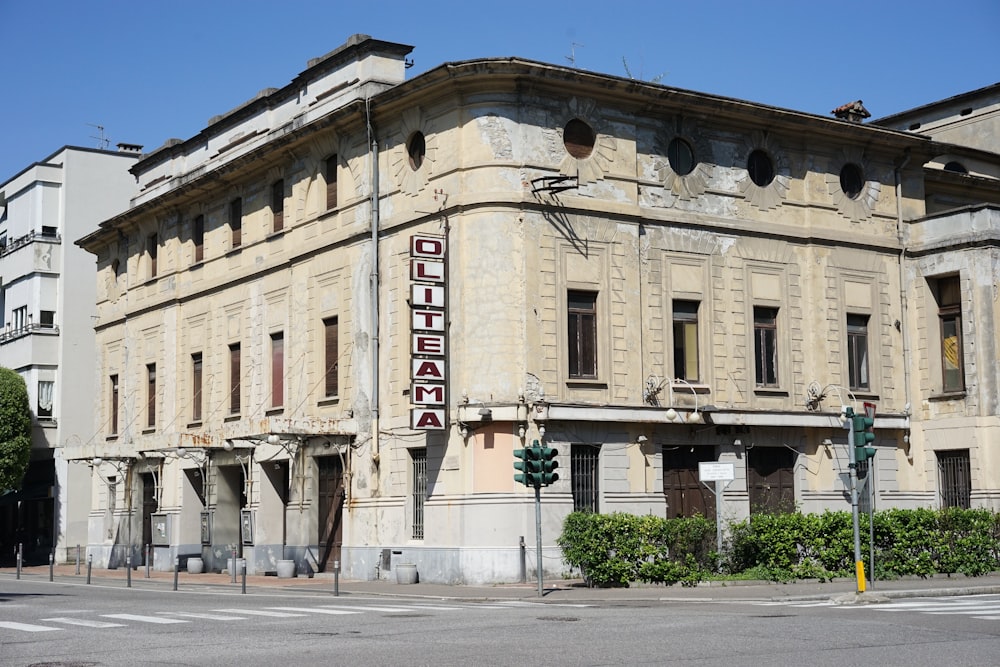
[
  {"xmin": 513, "ymin": 441, "xmax": 559, "ymax": 487},
  {"xmin": 538, "ymin": 445, "xmax": 559, "ymax": 486},
  {"xmin": 852, "ymin": 414, "xmax": 876, "ymax": 463},
  {"xmin": 513, "ymin": 447, "xmax": 531, "ymax": 486}
]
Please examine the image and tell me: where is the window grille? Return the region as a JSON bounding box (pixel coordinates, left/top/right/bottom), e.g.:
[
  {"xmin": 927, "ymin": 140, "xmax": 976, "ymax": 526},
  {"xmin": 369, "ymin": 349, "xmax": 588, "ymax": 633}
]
[
  {"xmin": 938, "ymin": 450, "xmax": 971, "ymax": 509},
  {"xmin": 571, "ymin": 445, "xmax": 600, "ymax": 513},
  {"xmin": 412, "ymin": 449, "xmax": 427, "ymax": 539}
]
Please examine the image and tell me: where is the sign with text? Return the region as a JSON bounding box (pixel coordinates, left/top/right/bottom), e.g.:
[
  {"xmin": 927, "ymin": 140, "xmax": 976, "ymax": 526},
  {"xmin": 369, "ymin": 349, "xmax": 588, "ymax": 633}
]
[
  {"xmin": 409, "ymin": 234, "xmax": 447, "ymax": 430},
  {"xmin": 698, "ymin": 461, "xmax": 735, "ymax": 482}
]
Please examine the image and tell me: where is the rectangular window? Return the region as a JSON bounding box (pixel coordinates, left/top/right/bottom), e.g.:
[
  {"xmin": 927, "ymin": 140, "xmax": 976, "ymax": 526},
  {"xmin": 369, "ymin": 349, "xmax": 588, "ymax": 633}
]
[
  {"xmin": 936, "ymin": 276, "xmax": 964, "ymax": 393},
  {"xmin": 39, "ymin": 310, "xmax": 55, "ymax": 328},
  {"xmin": 230, "ymin": 198, "xmax": 243, "ymax": 248},
  {"xmin": 270, "ymin": 332, "xmax": 284, "ymax": 408},
  {"xmin": 193, "ymin": 215, "xmax": 204, "ymax": 263},
  {"xmin": 147, "ymin": 234, "xmax": 158, "ymax": 278},
  {"xmin": 672, "ymin": 300, "xmax": 700, "ymax": 382},
  {"xmin": 12, "ymin": 305, "xmax": 26, "ymax": 330},
  {"xmin": 191, "ymin": 353, "xmax": 203, "ymax": 422},
  {"xmin": 146, "ymin": 363, "xmax": 156, "ymax": 428},
  {"xmin": 324, "ymin": 317, "xmax": 338, "ymax": 397},
  {"xmin": 110, "ymin": 374, "xmax": 119, "ymax": 434},
  {"xmin": 571, "ymin": 445, "xmax": 600, "ymax": 513},
  {"xmin": 325, "ymin": 155, "xmax": 338, "ymax": 210},
  {"xmin": 937, "ymin": 449, "xmax": 971, "ymax": 509},
  {"xmin": 847, "ymin": 314, "xmax": 870, "ymax": 391},
  {"xmin": 229, "ymin": 343, "xmax": 241, "ymax": 414},
  {"xmin": 411, "ymin": 448, "xmax": 427, "ymax": 539},
  {"xmin": 753, "ymin": 306, "xmax": 779, "ymax": 387},
  {"xmin": 567, "ymin": 290, "xmax": 598, "ymax": 379},
  {"xmin": 271, "ymin": 180, "xmax": 284, "ymax": 232},
  {"xmin": 37, "ymin": 380, "xmax": 54, "ymax": 419}
]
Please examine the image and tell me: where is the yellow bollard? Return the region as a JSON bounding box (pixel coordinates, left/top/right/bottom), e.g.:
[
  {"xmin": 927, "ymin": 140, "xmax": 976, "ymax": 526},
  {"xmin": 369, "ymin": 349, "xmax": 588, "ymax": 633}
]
[{"xmin": 856, "ymin": 561, "xmax": 867, "ymax": 593}]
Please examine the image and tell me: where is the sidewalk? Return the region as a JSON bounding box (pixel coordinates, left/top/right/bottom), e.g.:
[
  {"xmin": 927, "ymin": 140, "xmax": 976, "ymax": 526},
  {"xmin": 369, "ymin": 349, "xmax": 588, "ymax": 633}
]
[{"xmin": 5, "ymin": 564, "xmax": 1000, "ymax": 603}]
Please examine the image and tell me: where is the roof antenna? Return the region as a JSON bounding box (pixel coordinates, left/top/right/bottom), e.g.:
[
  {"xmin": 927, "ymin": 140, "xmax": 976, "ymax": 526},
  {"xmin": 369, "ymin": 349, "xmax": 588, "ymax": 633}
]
[
  {"xmin": 87, "ymin": 123, "xmax": 110, "ymax": 149},
  {"xmin": 566, "ymin": 42, "xmax": 584, "ymax": 66}
]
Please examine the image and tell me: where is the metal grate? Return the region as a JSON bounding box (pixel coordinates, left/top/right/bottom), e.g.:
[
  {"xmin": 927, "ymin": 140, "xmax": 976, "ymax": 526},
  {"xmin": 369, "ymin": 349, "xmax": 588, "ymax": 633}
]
[
  {"xmin": 412, "ymin": 449, "xmax": 427, "ymax": 539},
  {"xmin": 938, "ymin": 450, "xmax": 971, "ymax": 509},
  {"xmin": 571, "ymin": 445, "xmax": 600, "ymax": 513}
]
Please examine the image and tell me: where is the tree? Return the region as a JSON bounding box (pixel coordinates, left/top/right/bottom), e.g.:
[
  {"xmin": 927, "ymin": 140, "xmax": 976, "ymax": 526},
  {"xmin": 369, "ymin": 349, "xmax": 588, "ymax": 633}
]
[{"xmin": 0, "ymin": 367, "xmax": 32, "ymax": 492}]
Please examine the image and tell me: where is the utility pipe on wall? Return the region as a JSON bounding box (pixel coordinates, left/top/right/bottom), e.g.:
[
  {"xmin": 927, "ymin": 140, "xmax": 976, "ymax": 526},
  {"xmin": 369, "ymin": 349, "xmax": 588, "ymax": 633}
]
[{"xmin": 367, "ymin": 98, "xmax": 380, "ymax": 466}]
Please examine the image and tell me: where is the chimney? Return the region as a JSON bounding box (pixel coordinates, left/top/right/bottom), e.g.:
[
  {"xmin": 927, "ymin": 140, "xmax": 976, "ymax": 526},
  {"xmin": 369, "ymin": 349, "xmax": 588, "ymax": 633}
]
[
  {"xmin": 831, "ymin": 100, "xmax": 871, "ymax": 123},
  {"xmin": 117, "ymin": 142, "xmax": 143, "ymax": 154}
]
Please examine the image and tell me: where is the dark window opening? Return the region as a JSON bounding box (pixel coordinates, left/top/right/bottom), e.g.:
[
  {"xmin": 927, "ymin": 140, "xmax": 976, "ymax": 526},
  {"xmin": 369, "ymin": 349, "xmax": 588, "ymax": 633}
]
[
  {"xmin": 110, "ymin": 375, "xmax": 119, "ymax": 434},
  {"xmin": 271, "ymin": 332, "xmax": 284, "ymax": 408},
  {"xmin": 563, "ymin": 119, "xmax": 596, "ymax": 159},
  {"xmin": 147, "ymin": 234, "xmax": 158, "ymax": 278},
  {"xmin": 839, "ymin": 163, "xmax": 865, "ymax": 199},
  {"xmin": 943, "ymin": 161, "xmax": 968, "ymax": 174},
  {"xmin": 325, "ymin": 155, "xmax": 338, "ymax": 209},
  {"xmin": 938, "ymin": 450, "xmax": 971, "ymax": 509},
  {"xmin": 39, "ymin": 311, "xmax": 55, "ymax": 328},
  {"xmin": 271, "ymin": 180, "xmax": 284, "ymax": 232},
  {"xmin": 571, "ymin": 445, "xmax": 600, "ymax": 513},
  {"xmin": 229, "ymin": 343, "xmax": 241, "ymax": 414},
  {"xmin": 407, "ymin": 133, "xmax": 426, "ymax": 171},
  {"xmin": 747, "ymin": 149, "xmax": 775, "ymax": 187},
  {"xmin": 324, "ymin": 317, "xmax": 339, "ymax": 397},
  {"xmin": 847, "ymin": 313, "xmax": 870, "ymax": 391},
  {"xmin": 667, "ymin": 137, "xmax": 696, "ymax": 176},
  {"xmin": 230, "ymin": 198, "xmax": 243, "ymax": 248},
  {"xmin": 193, "ymin": 215, "xmax": 204, "ymax": 263},
  {"xmin": 672, "ymin": 300, "xmax": 700, "ymax": 382},
  {"xmin": 191, "ymin": 353, "xmax": 203, "ymax": 422},
  {"xmin": 568, "ymin": 290, "xmax": 598, "ymax": 379},
  {"xmin": 753, "ymin": 306, "xmax": 779, "ymax": 387},
  {"xmin": 146, "ymin": 364, "xmax": 156, "ymax": 428}
]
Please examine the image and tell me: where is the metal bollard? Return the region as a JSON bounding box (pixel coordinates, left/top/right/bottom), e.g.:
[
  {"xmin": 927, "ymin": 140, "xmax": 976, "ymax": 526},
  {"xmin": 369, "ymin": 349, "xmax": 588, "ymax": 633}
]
[
  {"xmin": 49, "ymin": 552, "xmax": 54, "ymax": 581},
  {"xmin": 76, "ymin": 544, "xmax": 81, "ymax": 575},
  {"xmin": 173, "ymin": 557, "xmax": 179, "ymax": 592},
  {"xmin": 145, "ymin": 544, "xmax": 151, "ymax": 579},
  {"xmin": 519, "ymin": 536, "xmax": 527, "ymax": 584},
  {"xmin": 334, "ymin": 560, "xmax": 340, "ymax": 597},
  {"xmin": 16, "ymin": 543, "xmax": 22, "ymax": 579},
  {"xmin": 241, "ymin": 563, "xmax": 246, "ymax": 594},
  {"xmin": 86, "ymin": 554, "xmax": 92, "ymax": 585},
  {"xmin": 126, "ymin": 552, "xmax": 132, "ymax": 588},
  {"xmin": 230, "ymin": 549, "xmax": 237, "ymax": 584}
]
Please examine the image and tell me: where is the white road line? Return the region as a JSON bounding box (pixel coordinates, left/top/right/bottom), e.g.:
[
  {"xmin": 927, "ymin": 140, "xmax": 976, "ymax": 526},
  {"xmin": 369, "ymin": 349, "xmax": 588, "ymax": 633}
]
[
  {"xmin": 318, "ymin": 605, "xmax": 414, "ymax": 613},
  {"xmin": 926, "ymin": 606, "xmax": 1000, "ymax": 615},
  {"xmin": 0, "ymin": 621, "xmax": 59, "ymax": 632},
  {"xmin": 102, "ymin": 613, "xmax": 188, "ymax": 624},
  {"xmin": 214, "ymin": 608, "xmax": 307, "ymax": 617},
  {"xmin": 160, "ymin": 611, "xmax": 247, "ymax": 621},
  {"xmin": 402, "ymin": 604, "xmax": 465, "ymax": 611},
  {"xmin": 42, "ymin": 617, "xmax": 126, "ymax": 628},
  {"xmin": 266, "ymin": 607, "xmax": 361, "ymax": 616}
]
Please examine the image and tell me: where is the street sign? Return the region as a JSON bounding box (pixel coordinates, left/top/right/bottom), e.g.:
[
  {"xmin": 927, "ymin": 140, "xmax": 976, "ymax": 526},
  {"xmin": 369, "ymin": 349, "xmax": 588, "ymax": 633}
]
[{"xmin": 698, "ymin": 462, "xmax": 735, "ymax": 482}]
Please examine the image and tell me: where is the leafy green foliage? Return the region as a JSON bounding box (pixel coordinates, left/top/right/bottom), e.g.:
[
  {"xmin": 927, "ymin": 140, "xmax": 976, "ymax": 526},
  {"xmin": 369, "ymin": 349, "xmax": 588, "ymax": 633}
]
[
  {"xmin": 559, "ymin": 507, "xmax": 1000, "ymax": 587},
  {"xmin": 0, "ymin": 367, "xmax": 32, "ymax": 492},
  {"xmin": 557, "ymin": 512, "xmax": 714, "ymax": 587}
]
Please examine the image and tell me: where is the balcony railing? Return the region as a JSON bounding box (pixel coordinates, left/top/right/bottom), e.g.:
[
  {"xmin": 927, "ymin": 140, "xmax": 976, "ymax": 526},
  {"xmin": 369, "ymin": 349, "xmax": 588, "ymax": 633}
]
[
  {"xmin": 0, "ymin": 322, "xmax": 60, "ymax": 344},
  {"xmin": 0, "ymin": 229, "xmax": 62, "ymax": 258}
]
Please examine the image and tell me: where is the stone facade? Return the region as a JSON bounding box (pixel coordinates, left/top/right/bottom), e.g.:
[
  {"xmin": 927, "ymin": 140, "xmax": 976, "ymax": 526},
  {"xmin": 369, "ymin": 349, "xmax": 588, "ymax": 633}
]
[{"xmin": 71, "ymin": 36, "xmax": 1000, "ymax": 583}]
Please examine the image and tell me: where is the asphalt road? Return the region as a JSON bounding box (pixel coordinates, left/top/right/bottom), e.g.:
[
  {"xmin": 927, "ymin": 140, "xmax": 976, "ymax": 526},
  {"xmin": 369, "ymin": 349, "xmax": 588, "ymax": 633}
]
[{"xmin": 2, "ymin": 579, "xmax": 999, "ymax": 666}]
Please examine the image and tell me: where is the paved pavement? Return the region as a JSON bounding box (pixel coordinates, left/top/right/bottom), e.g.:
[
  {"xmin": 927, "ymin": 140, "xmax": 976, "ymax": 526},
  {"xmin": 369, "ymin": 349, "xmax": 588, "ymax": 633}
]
[{"xmin": 4, "ymin": 564, "xmax": 1000, "ymax": 604}]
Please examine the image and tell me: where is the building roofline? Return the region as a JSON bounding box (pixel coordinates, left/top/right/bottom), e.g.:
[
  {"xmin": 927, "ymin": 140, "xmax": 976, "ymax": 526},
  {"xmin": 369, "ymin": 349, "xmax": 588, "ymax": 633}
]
[
  {"xmin": 871, "ymin": 81, "xmax": 1000, "ymax": 125},
  {"xmin": 2, "ymin": 145, "xmax": 140, "ymax": 194}
]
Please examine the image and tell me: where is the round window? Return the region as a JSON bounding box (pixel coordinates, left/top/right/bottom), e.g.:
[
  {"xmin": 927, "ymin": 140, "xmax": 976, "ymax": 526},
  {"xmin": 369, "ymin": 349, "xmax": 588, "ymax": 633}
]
[
  {"xmin": 667, "ymin": 137, "xmax": 696, "ymax": 176},
  {"xmin": 839, "ymin": 163, "xmax": 865, "ymax": 199},
  {"xmin": 747, "ymin": 149, "xmax": 774, "ymax": 187},
  {"xmin": 563, "ymin": 119, "xmax": 596, "ymax": 159},
  {"xmin": 407, "ymin": 132, "xmax": 426, "ymax": 171}
]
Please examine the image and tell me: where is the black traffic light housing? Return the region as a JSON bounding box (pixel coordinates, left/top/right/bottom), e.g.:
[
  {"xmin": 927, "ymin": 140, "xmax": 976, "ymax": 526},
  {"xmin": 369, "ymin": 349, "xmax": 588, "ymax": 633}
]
[
  {"xmin": 513, "ymin": 440, "xmax": 559, "ymax": 487},
  {"xmin": 852, "ymin": 414, "xmax": 876, "ymax": 463}
]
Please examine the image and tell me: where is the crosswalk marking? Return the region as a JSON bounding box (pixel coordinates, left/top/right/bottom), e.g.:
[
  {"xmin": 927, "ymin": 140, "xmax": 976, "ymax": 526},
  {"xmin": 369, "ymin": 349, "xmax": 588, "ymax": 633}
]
[
  {"xmin": 318, "ymin": 605, "xmax": 414, "ymax": 613},
  {"xmin": 266, "ymin": 606, "xmax": 360, "ymax": 615},
  {"xmin": 42, "ymin": 617, "xmax": 126, "ymax": 628},
  {"xmin": 213, "ymin": 608, "xmax": 307, "ymax": 617},
  {"xmin": 160, "ymin": 611, "xmax": 247, "ymax": 621},
  {"xmin": 0, "ymin": 621, "xmax": 59, "ymax": 632},
  {"xmin": 102, "ymin": 613, "xmax": 188, "ymax": 624},
  {"xmin": 402, "ymin": 604, "xmax": 464, "ymax": 611}
]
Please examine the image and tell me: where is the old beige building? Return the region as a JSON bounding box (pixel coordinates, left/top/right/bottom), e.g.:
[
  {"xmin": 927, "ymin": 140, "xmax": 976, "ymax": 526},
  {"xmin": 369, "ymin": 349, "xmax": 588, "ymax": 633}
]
[{"xmin": 71, "ymin": 36, "xmax": 1000, "ymax": 583}]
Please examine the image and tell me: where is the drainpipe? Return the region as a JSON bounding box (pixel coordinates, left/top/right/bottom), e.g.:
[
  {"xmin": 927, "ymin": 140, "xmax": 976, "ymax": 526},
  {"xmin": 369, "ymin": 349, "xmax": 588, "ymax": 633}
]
[
  {"xmin": 367, "ymin": 98, "xmax": 380, "ymax": 466},
  {"xmin": 894, "ymin": 149, "xmax": 913, "ymax": 433}
]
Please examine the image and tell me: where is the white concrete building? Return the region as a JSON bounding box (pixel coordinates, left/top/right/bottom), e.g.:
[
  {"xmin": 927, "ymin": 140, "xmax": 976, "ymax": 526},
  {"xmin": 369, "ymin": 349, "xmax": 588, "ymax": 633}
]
[{"xmin": 0, "ymin": 145, "xmax": 140, "ymax": 564}]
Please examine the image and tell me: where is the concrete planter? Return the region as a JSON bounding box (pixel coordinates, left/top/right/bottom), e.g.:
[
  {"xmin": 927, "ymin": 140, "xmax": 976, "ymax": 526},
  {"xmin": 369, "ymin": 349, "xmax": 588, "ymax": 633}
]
[
  {"xmin": 187, "ymin": 557, "xmax": 204, "ymax": 574},
  {"xmin": 226, "ymin": 558, "xmax": 246, "ymax": 575},
  {"xmin": 395, "ymin": 563, "xmax": 418, "ymax": 584},
  {"xmin": 276, "ymin": 559, "xmax": 296, "ymax": 578}
]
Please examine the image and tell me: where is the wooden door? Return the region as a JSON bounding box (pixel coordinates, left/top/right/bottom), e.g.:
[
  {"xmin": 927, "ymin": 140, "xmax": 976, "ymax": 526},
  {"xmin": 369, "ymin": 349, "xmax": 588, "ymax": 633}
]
[
  {"xmin": 317, "ymin": 456, "xmax": 344, "ymax": 572},
  {"xmin": 663, "ymin": 447, "xmax": 716, "ymax": 519},
  {"xmin": 748, "ymin": 447, "xmax": 795, "ymax": 514}
]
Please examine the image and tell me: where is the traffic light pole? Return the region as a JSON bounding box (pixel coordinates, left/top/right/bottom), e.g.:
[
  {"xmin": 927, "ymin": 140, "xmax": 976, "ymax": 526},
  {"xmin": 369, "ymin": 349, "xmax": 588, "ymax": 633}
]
[
  {"xmin": 847, "ymin": 410, "xmax": 866, "ymax": 594},
  {"xmin": 534, "ymin": 483, "xmax": 543, "ymax": 598}
]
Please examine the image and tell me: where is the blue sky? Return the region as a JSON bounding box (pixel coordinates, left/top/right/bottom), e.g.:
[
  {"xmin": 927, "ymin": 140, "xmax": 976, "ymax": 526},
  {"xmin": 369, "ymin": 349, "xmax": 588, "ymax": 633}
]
[{"xmin": 2, "ymin": 0, "xmax": 997, "ymax": 181}]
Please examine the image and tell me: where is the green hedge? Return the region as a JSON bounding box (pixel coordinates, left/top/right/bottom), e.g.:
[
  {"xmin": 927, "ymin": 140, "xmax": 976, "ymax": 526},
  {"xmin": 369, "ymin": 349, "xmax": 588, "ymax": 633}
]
[{"xmin": 558, "ymin": 508, "xmax": 1000, "ymax": 587}]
